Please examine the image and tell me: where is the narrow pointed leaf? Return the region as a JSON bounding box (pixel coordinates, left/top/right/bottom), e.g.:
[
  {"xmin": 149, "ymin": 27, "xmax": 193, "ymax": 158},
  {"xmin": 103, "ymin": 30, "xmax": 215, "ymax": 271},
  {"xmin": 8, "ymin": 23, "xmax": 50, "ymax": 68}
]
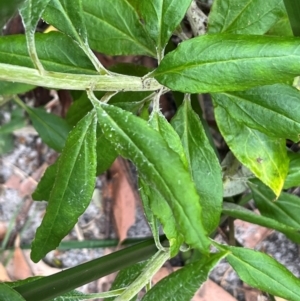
[
  {"xmin": 68, "ymin": 0, "xmax": 156, "ymax": 57},
  {"xmin": 208, "ymin": 0, "xmax": 288, "ymax": 35},
  {"xmin": 32, "ymin": 161, "xmax": 58, "ymax": 201},
  {"xmin": 141, "ymin": 251, "xmax": 227, "ymax": 301},
  {"xmin": 135, "ymin": 0, "xmax": 192, "ymax": 56},
  {"xmin": 42, "ymin": 0, "xmax": 104, "ymax": 73},
  {"xmin": 0, "ymin": 283, "xmax": 26, "ymax": 301},
  {"xmin": 213, "ymin": 101, "xmax": 288, "ymax": 196},
  {"xmin": 222, "ymin": 202, "xmax": 300, "ymax": 244},
  {"xmin": 171, "ymin": 99, "xmax": 223, "ymax": 234},
  {"xmin": 31, "ymin": 111, "xmax": 97, "ymax": 262},
  {"xmin": 149, "ymin": 110, "xmax": 188, "ymax": 168},
  {"xmin": 138, "ymin": 178, "xmax": 163, "ymax": 251},
  {"xmin": 153, "ymin": 34, "xmax": 300, "ymax": 93},
  {"xmin": 212, "ymin": 84, "xmax": 300, "ymax": 143},
  {"xmin": 19, "ymin": 0, "xmax": 52, "ymax": 71},
  {"xmin": 139, "ymin": 178, "xmax": 184, "ymax": 257},
  {"xmin": 23, "ymin": 106, "xmax": 71, "ymax": 152},
  {"xmin": 104, "ymin": 261, "xmax": 148, "ymax": 301},
  {"xmin": 223, "ymin": 245, "xmax": 300, "ymax": 301},
  {"xmin": 0, "ymin": 32, "xmax": 97, "ymax": 74},
  {"xmin": 284, "ymin": 152, "xmax": 300, "ymax": 189},
  {"xmin": 0, "ymin": 0, "xmax": 25, "ymax": 29},
  {"xmin": 92, "ymin": 101, "xmax": 210, "ymax": 254},
  {"xmin": 250, "ymin": 179, "xmax": 300, "ymax": 229}
]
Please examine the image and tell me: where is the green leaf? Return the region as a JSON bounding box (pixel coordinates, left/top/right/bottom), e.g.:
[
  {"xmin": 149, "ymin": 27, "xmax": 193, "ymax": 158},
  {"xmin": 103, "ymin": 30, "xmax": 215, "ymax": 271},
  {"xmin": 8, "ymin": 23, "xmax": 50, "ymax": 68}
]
[
  {"xmin": 171, "ymin": 98, "xmax": 223, "ymax": 234},
  {"xmin": 0, "ymin": 81, "xmax": 34, "ymax": 95},
  {"xmin": 149, "ymin": 110, "xmax": 188, "ymax": 168},
  {"xmin": 267, "ymin": 14, "xmax": 293, "ymax": 36},
  {"xmin": 212, "ymin": 84, "xmax": 300, "ymax": 143},
  {"xmin": 284, "ymin": 151, "xmax": 300, "ymax": 189},
  {"xmin": 0, "ymin": 0, "xmax": 25, "ymax": 29},
  {"xmin": 51, "ymin": 289, "xmax": 124, "ymax": 301},
  {"xmin": 134, "ymin": 0, "xmax": 192, "ymax": 58},
  {"xmin": 213, "ymin": 100, "xmax": 289, "ymax": 196},
  {"xmin": 91, "ymin": 100, "xmax": 210, "ymax": 254},
  {"xmin": 153, "ymin": 34, "xmax": 300, "ymax": 93},
  {"xmin": 222, "ymin": 245, "xmax": 300, "ymax": 301},
  {"xmin": 250, "ymin": 179, "xmax": 300, "ymax": 229},
  {"xmin": 139, "ymin": 178, "xmax": 184, "ymax": 257},
  {"xmin": 31, "ymin": 111, "xmax": 97, "ymax": 262},
  {"xmin": 283, "ymin": 0, "xmax": 300, "ymax": 36},
  {"xmin": 0, "ymin": 283, "xmax": 26, "ymax": 301},
  {"xmin": 104, "ymin": 261, "xmax": 148, "ymax": 301},
  {"xmin": 208, "ymin": 0, "xmax": 288, "ymax": 35},
  {"xmin": 0, "ymin": 32, "xmax": 97, "ymax": 74},
  {"xmin": 19, "ymin": 0, "xmax": 52, "ymax": 72},
  {"xmin": 32, "ymin": 161, "xmax": 57, "ymax": 201},
  {"xmin": 42, "ymin": 0, "xmax": 105, "ymax": 73},
  {"xmin": 221, "ymin": 152, "xmax": 254, "ymax": 197},
  {"xmin": 76, "ymin": 0, "xmax": 156, "ymax": 57},
  {"xmin": 141, "ymin": 251, "xmax": 227, "ymax": 301},
  {"xmin": 95, "ymin": 130, "xmax": 118, "ymax": 176},
  {"xmin": 0, "ymin": 108, "xmax": 26, "ymax": 135},
  {"xmin": 0, "ymin": 133, "xmax": 14, "ymax": 155},
  {"xmin": 222, "ymin": 202, "xmax": 300, "ymax": 244},
  {"xmin": 23, "ymin": 105, "xmax": 71, "ymax": 152}
]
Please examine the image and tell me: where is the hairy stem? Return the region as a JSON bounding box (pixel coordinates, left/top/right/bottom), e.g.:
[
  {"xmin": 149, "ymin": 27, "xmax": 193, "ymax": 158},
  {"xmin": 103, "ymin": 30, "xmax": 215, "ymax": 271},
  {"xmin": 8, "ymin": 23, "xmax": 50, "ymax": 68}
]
[{"xmin": 0, "ymin": 63, "xmax": 163, "ymax": 92}]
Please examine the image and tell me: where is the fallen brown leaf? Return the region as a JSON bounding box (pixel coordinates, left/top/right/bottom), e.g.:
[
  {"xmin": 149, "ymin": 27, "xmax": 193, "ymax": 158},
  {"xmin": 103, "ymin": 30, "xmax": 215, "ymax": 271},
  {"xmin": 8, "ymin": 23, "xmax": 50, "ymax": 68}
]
[
  {"xmin": 0, "ymin": 263, "xmax": 11, "ymax": 281},
  {"xmin": 110, "ymin": 158, "xmax": 136, "ymax": 243}
]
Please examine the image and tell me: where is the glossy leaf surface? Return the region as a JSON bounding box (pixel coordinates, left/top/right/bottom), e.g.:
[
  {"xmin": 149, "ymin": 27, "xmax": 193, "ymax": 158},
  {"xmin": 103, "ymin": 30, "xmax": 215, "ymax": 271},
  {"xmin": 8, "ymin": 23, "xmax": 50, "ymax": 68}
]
[
  {"xmin": 171, "ymin": 99, "xmax": 223, "ymax": 234},
  {"xmin": 250, "ymin": 179, "xmax": 300, "ymax": 229},
  {"xmin": 0, "ymin": 283, "xmax": 25, "ymax": 301},
  {"xmin": 141, "ymin": 251, "xmax": 227, "ymax": 301},
  {"xmin": 153, "ymin": 34, "xmax": 300, "ymax": 93},
  {"xmin": 79, "ymin": 0, "xmax": 156, "ymax": 57},
  {"xmin": 0, "ymin": 32, "xmax": 96, "ymax": 74},
  {"xmin": 284, "ymin": 152, "xmax": 300, "ymax": 189},
  {"xmin": 212, "ymin": 84, "xmax": 300, "ymax": 142},
  {"xmin": 208, "ymin": 0, "xmax": 288, "ymax": 35},
  {"xmin": 135, "ymin": 0, "xmax": 192, "ymax": 56},
  {"xmin": 31, "ymin": 111, "xmax": 97, "ymax": 262},
  {"xmin": 224, "ymin": 245, "xmax": 300, "ymax": 301},
  {"xmin": 214, "ymin": 101, "xmax": 289, "ymax": 196},
  {"xmin": 24, "ymin": 106, "xmax": 71, "ymax": 152},
  {"xmin": 222, "ymin": 202, "xmax": 300, "ymax": 243},
  {"xmin": 92, "ymin": 101, "xmax": 210, "ymax": 254}
]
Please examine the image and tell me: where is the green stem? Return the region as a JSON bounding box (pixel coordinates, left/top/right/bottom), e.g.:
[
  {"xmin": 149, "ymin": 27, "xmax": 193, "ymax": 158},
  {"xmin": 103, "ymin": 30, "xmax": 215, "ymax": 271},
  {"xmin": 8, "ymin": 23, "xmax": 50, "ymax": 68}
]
[
  {"xmin": 115, "ymin": 249, "xmax": 170, "ymax": 301},
  {"xmin": 0, "ymin": 63, "xmax": 162, "ymax": 92},
  {"xmin": 15, "ymin": 237, "xmax": 162, "ymax": 301},
  {"xmin": 26, "ymin": 32, "xmax": 45, "ymax": 75},
  {"xmin": 80, "ymin": 42, "xmax": 109, "ymax": 75}
]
